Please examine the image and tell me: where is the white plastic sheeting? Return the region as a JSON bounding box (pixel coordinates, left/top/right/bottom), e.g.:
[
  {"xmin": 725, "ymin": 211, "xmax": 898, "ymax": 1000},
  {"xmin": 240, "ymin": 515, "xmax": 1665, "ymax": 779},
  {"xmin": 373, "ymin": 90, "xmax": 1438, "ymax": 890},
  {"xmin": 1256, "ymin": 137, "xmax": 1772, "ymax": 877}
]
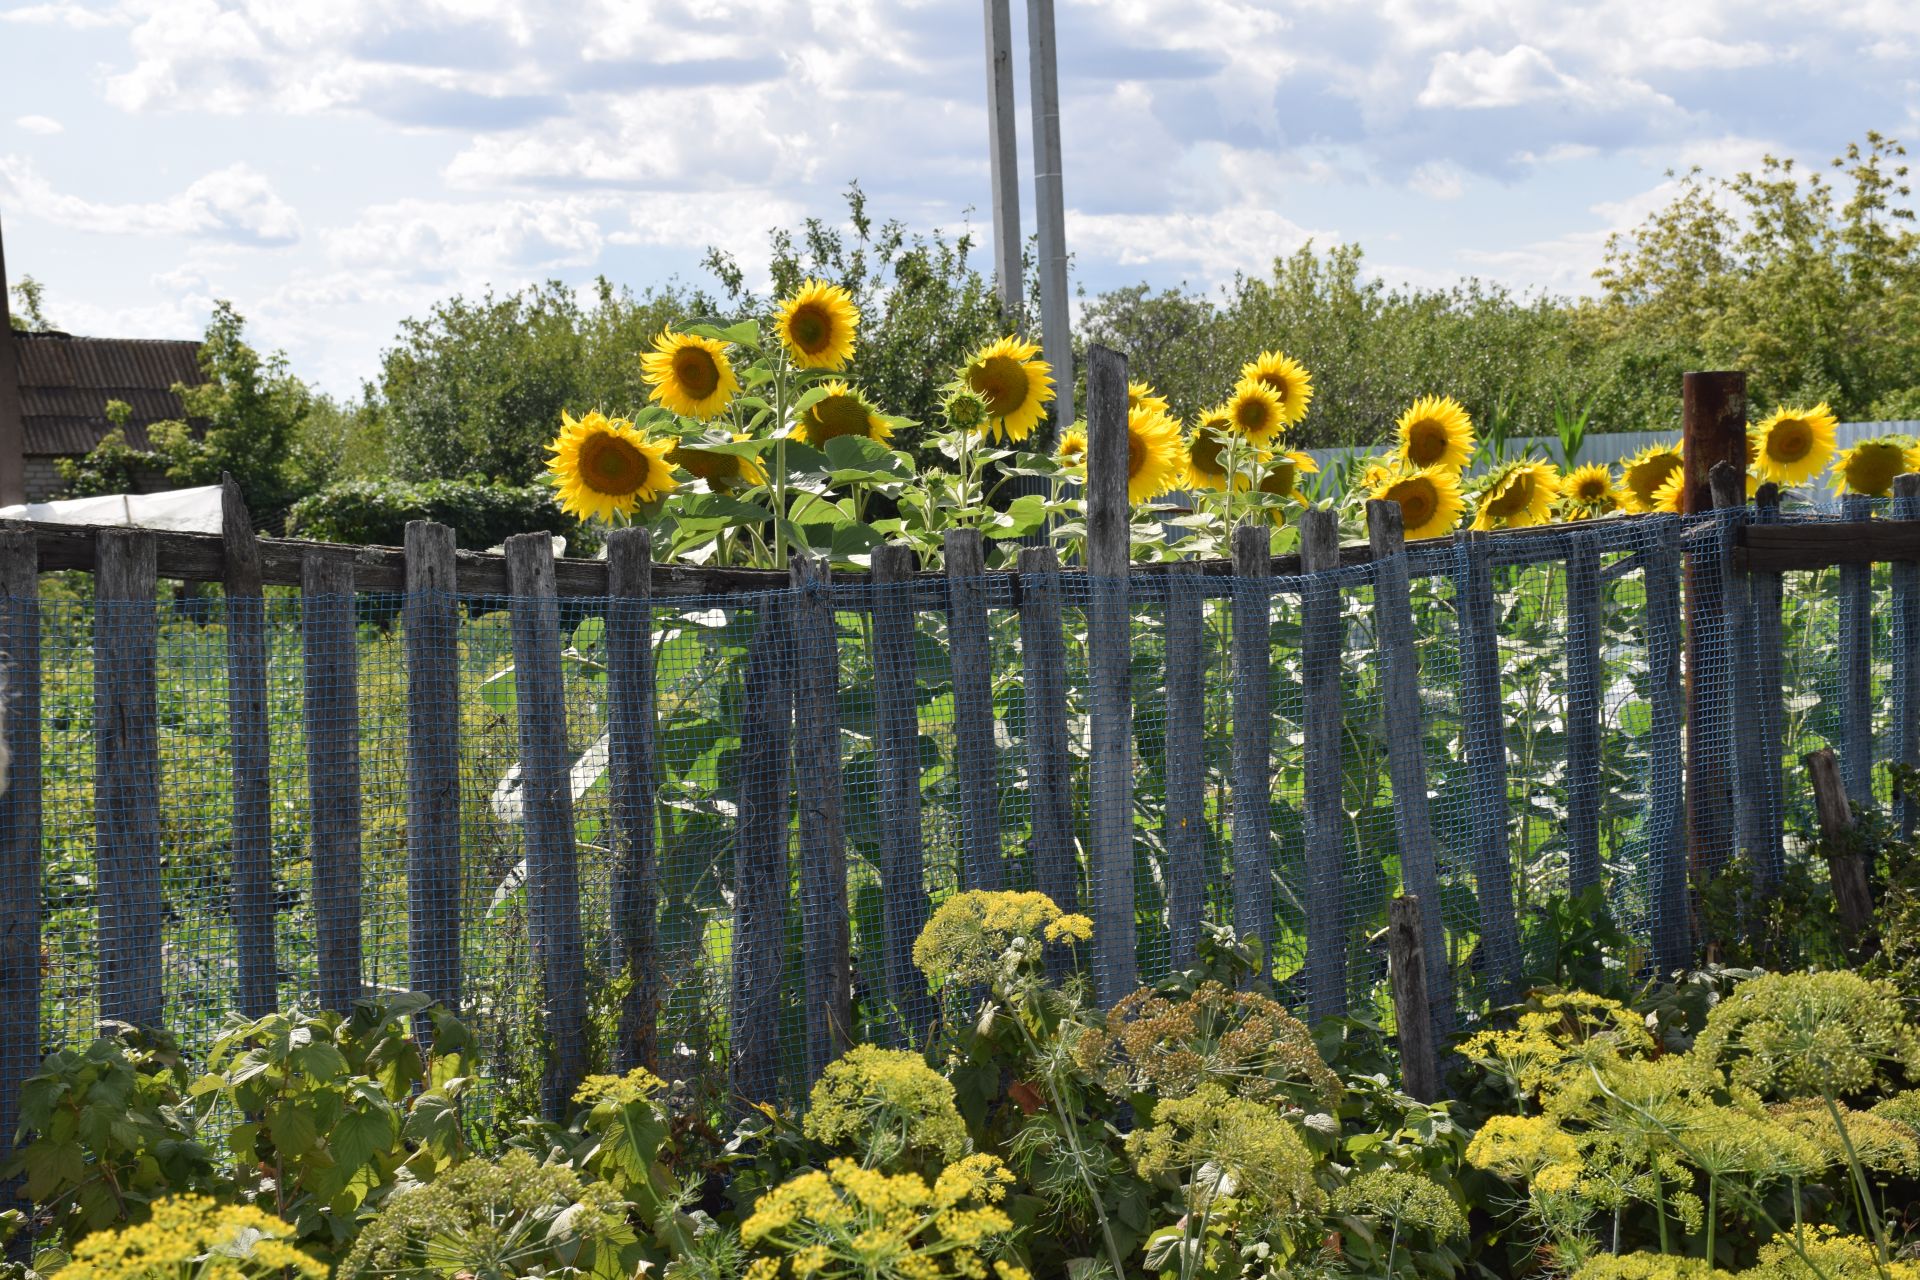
[{"xmin": 0, "ymin": 484, "xmax": 224, "ymax": 532}]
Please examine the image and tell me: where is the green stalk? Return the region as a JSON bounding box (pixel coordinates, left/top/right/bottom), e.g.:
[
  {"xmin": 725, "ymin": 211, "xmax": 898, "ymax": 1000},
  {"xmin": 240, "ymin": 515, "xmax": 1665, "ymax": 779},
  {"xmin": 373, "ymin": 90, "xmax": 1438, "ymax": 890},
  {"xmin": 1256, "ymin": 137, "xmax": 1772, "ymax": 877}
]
[{"xmin": 1823, "ymin": 1093, "xmax": 1893, "ymax": 1279}]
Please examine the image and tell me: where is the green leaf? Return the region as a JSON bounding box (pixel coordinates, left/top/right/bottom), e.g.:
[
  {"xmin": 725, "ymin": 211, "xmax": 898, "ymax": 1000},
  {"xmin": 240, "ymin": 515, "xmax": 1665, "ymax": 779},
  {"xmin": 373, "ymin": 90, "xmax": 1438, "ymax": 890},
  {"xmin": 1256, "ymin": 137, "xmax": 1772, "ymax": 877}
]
[
  {"xmin": 265, "ymin": 1104, "xmax": 319, "ymax": 1157},
  {"xmin": 329, "ymin": 1105, "xmax": 395, "ymax": 1175},
  {"xmin": 985, "ymin": 494, "xmax": 1050, "ymax": 539},
  {"xmin": 480, "ymin": 665, "xmax": 517, "ymax": 715},
  {"xmin": 719, "ymin": 319, "xmax": 761, "ymax": 347}
]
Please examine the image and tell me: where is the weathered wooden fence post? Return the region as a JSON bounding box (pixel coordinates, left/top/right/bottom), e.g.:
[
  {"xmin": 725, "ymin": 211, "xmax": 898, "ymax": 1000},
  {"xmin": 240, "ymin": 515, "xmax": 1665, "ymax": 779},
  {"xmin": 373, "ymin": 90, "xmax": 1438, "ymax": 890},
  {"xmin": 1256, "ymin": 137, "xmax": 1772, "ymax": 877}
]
[
  {"xmin": 1299, "ymin": 508, "xmax": 1346, "ymax": 1019},
  {"xmin": 96, "ymin": 530, "xmax": 162, "ymax": 1028},
  {"xmin": 1710, "ymin": 462, "xmax": 1758, "ymax": 873},
  {"xmin": 1681, "ymin": 373, "xmax": 1745, "ymax": 908},
  {"xmin": 732, "ymin": 586, "xmax": 791, "ymax": 1106},
  {"xmin": 1162, "ymin": 560, "xmax": 1206, "ymax": 971},
  {"xmin": 1230, "ymin": 522, "xmax": 1273, "ymax": 983},
  {"xmin": 1563, "ymin": 529, "xmax": 1604, "ymax": 897},
  {"xmin": 221, "ymin": 477, "xmax": 276, "ymax": 1019},
  {"xmin": 1085, "ymin": 343, "xmax": 1135, "ymax": 1006},
  {"xmin": 1750, "ymin": 484, "xmax": 1788, "ymax": 885},
  {"xmin": 1806, "ymin": 747, "xmax": 1873, "ymax": 945},
  {"xmin": 791, "ymin": 553, "xmax": 851, "ymax": 1080},
  {"xmin": 606, "ymin": 529, "xmax": 660, "ymax": 1071},
  {"xmin": 1894, "ymin": 474, "xmax": 1920, "ymax": 837},
  {"xmin": 1454, "ymin": 529, "xmax": 1519, "ymax": 1000},
  {"xmin": 1644, "ymin": 520, "xmax": 1691, "ymax": 973},
  {"xmin": 504, "ymin": 534, "xmax": 588, "ymax": 1117},
  {"xmin": 1387, "ymin": 895, "xmax": 1440, "ymax": 1104},
  {"xmin": 872, "ymin": 544, "xmax": 933, "ymax": 1037},
  {"xmin": 1017, "ymin": 545, "xmax": 1080, "ymax": 984},
  {"xmin": 1839, "ymin": 494, "xmax": 1875, "ymax": 802},
  {"xmin": 945, "ymin": 528, "xmax": 1002, "ymax": 890},
  {"xmin": 404, "ymin": 521, "xmax": 461, "ymax": 1018},
  {"xmin": 0, "ymin": 528, "xmax": 41, "ymax": 1157},
  {"xmin": 1366, "ymin": 501, "xmax": 1453, "ymax": 1040},
  {"xmin": 303, "ymin": 548, "xmax": 363, "ymax": 1014}
]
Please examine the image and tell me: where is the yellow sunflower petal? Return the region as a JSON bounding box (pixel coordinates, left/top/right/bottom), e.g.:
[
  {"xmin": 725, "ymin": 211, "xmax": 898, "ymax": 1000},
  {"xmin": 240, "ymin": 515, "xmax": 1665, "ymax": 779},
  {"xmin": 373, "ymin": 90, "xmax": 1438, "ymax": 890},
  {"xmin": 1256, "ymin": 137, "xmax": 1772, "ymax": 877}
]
[
  {"xmin": 1472, "ymin": 459, "xmax": 1562, "ymax": 530},
  {"xmin": 1558, "ymin": 462, "xmax": 1623, "ymax": 520},
  {"xmin": 963, "ymin": 335, "xmax": 1055, "ymax": 443},
  {"xmin": 640, "ymin": 330, "xmax": 740, "ymax": 420},
  {"xmin": 1055, "ymin": 424, "xmax": 1088, "ymax": 467},
  {"xmin": 1223, "ymin": 380, "xmax": 1286, "ymax": 447},
  {"xmin": 1619, "ymin": 443, "xmax": 1684, "ymax": 513},
  {"xmin": 793, "ymin": 378, "xmax": 893, "ymax": 449},
  {"xmin": 1128, "ymin": 381, "xmax": 1171, "ymax": 419},
  {"xmin": 1372, "ymin": 466, "xmax": 1465, "ymax": 541},
  {"xmin": 1832, "ymin": 434, "xmax": 1914, "ymax": 498},
  {"xmin": 1750, "ymin": 403, "xmax": 1838, "ymax": 487},
  {"xmin": 1239, "ymin": 351, "xmax": 1313, "ymax": 426},
  {"xmin": 547, "ymin": 410, "xmax": 679, "ymax": 522},
  {"xmin": 1127, "ymin": 406, "xmax": 1185, "ymax": 504},
  {"xmin": 1394, "ymin": 395, "xmax": 1475, "ymax": 474},
  {"xmin": 774, "ymin": 279, "xmax": 860, "ymax": 371}
]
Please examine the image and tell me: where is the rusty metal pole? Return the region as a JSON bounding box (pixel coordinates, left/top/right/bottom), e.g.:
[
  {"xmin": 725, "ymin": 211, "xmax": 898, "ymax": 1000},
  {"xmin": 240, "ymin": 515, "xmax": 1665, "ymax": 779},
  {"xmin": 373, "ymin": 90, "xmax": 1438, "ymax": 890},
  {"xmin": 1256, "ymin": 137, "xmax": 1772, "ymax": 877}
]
[{"xmin": 1681, "ymin": 370, "xmax": 1747, "ymax": 955}]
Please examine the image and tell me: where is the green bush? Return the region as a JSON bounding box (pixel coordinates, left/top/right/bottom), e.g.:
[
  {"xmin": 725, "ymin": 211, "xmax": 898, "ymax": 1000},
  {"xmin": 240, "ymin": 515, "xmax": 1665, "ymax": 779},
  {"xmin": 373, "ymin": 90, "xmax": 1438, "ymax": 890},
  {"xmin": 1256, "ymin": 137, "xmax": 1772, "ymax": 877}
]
[{"xmin": 285, "ymin": 476, "xmax": 598, "ymax": 553}]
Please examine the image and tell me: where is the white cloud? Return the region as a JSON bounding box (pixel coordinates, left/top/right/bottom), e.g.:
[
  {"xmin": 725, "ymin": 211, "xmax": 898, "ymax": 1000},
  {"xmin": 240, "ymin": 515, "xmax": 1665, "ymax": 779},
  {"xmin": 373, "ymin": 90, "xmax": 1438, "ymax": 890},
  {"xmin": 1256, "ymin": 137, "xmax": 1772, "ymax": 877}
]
[
  {"xmin": 1408, "ymin": 161, "xmax": 1466, "ymax": 200},
  {"xmin": 0, "ymin": 157, "xmax": 302, "ymax": 245},
  {"xmin": 323, "ymin": 195, "xmax": 614, "ymax": 279},
  {"xmin": 1067, "ymin": 205, "xmax": 1330, "ymax": 284},
  {"xmin": 15, "ymin": 115, "xmax": 65, "ymax": 135},
  {"xmin": 0, "ymin": 0, "xmax": 117, "ymax": 27}
]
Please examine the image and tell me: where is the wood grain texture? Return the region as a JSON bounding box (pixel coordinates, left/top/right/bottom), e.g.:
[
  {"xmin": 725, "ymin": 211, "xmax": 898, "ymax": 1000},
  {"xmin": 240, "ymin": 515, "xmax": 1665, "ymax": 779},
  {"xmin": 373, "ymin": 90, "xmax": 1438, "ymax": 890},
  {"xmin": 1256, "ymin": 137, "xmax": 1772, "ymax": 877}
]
[
  {"xmin": 404, "ymin": 521, "xmax": 461, "ymax": 1016},
  {"xmin": 944, "ymin": 528, "xmax": 1002, "ymax": 890},
  {"xmin": 1230, "ymin": 521, "xmax": 1274, "ymax": 983},
  {"xmin": 1710, "ymin": 465, "xmax": 1760, "ymax": 872},
  {"xmin": 871, "ymin": 545, "xmax": 933, "ymax": 1036},
  {"xmin": 1299, "ymin": 508, "xmax": 1346, "ymax": 1020},
  {"xmin": 1806, "ymin": 747, "xmax": 1873, "ymax": 943},
  {"xmin": 1454, "ymin": 530, "xmax": 1519, "ymax": 1001},
  {"xmin": 95, "ymin": 530, "xmax": 162, "ymax": 1027},
  {"xmin": 1894, "ymin": 475, "xmax": 1920, "ymax": 837},
  {"xmin": 1387, "ymin": 895, "xmax": 1439, "ymax": 1104},
  {"xmin": 504, "ymin": 534, "xmax": 587, "ymax": 1118},
  {"xmin": 1084, "ymin": 342, "xmax": 1135, "ymax": 1006},
  {"xmin": 1162, "ymin": 560, "xmax": 1206, "ymax": 972},
  {"xmin": 1839, "ymin": 495, "xmax": 1874, "ymax": 800},
  {"xmin": 791, "ymin": 554, "xmax": 851, "ymax": 1080},
  {"xmin": 302, "ymin": 549, "xmax": 363, "ymax": 1015},
  {"xmin": 732, "ymin": 593, "xmax": 792, "ymax": 1107},
  {"xmin": 1642, "ymin": 521, "xmax": 1692, "ymax": 973},
  {"xmin": 0, "ymin": 530, "xmax": 41, "ymax": 1161},
  {"xmin": 222, "ymin": 477, "xmax": 276, "ymax": 1019},
  {"xmin": 606, "ymin": 529, "xmax": 660, "ymax": 1071}
]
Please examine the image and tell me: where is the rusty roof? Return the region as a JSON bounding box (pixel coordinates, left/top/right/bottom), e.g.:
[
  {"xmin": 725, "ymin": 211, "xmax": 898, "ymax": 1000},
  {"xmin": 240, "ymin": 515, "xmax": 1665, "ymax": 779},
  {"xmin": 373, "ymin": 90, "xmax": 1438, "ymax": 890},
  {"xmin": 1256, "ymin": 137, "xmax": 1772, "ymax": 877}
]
[{"xmin": 10, "ymin": 331, "xmax": 205, "ymax": 456}]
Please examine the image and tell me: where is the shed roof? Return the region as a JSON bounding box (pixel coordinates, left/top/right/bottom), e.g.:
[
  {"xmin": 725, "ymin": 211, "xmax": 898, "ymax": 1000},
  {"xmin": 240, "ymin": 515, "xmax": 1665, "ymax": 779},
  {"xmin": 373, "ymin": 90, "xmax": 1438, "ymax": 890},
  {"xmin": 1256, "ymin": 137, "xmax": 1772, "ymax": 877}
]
[{"xmin": 12, "ymin": 331, "xmax": 204, "ymax": 456}]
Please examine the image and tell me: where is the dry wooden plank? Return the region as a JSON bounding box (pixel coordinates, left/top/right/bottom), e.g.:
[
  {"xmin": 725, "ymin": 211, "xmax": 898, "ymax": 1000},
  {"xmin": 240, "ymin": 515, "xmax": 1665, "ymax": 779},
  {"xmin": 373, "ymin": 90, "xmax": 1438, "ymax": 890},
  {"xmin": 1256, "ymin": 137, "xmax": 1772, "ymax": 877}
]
[
  {"xmin": 1642, "ymin": 520, "xmax": 1692, "ymax": 973},
  {"xmin": 1366, "ymin": 500, "xmax": 1453, "ymax": 1039},
  {"xmin": 791, "ymin": 553, "xmax": 851, "ymax": 1080},
  {"xmin": 1750, "ymin": 484, "xmax": 1787, "ymax": 885},
  {"xmin": 1839, "ymin": 495, "xmax": 1874, "ymax": 800},
  {"xmin": 732, "ymin": 592, "xmax": 792, "ymax": 1107},
  {"xmin": 1806, "ymin": 747, "xmax": 1874, "ymax": 944},
  {"xmin": 1299, "ymin": 508, "xmax": 1346, "ymax": 1020},
  {"xmin": 944, "ymin": 528, "xmax": 1002, "ymax": 890},
  {"xmin": 0, "ymin": 529, "xmax": 42, "ymax": 1159},
  {"xmin": 1230, "ymin": 521, "xmax": 1274, "ymax": 983},
  {"xmin": 606, "ymin": 529, "xmax": 660, "ymax": 1071},
  {"xmin": 404, "ymin": 521, "xmax": 461, "ymax": 1017},
  {"xmin": 302, "ymin": 549, "xmax": 364, "ymax": 1015},
  {"xmin": 1563, "ymin": 532, "xmax": 1603, "ymax": 896},
  {"xmin": 1894, "ymin": 475, "xmax": 1920, "ymax": 837},
  {"xmin": 1454, "ymin": 530, "xmax": 1519, "ymax": 1000},
  {"xmin": 1018, "ymin": 546, "xmax": 1077, "ymax": 920},
  {"xmin": 1085, "ymin": 342, "xmax": 1135, "ymax": 1006},
  {"xmin": 1737, "ymin": 519, "xmax": 1920, "ymax": 571},
  {"xmin": 503, "ymin": 534, "xmax": 588, "ymax": 1117},
  {"xmin": 95, "ymin": 530, "xmax": 162, "ymax": 1027},
  {"xmin": 871, "ymin": 544, "xmax": 933, "ymax": 1037},
  {"xmin": 1387, "ymin": 895, "xmax": 1440, "ymax": 1104},
  {"xmin": 222, "ymin": 476, "xmax": 276, "ymax": 1019},
  {"xmin": 1162, "ymin": 560, "xmax": 1206, "ymax": 972}
]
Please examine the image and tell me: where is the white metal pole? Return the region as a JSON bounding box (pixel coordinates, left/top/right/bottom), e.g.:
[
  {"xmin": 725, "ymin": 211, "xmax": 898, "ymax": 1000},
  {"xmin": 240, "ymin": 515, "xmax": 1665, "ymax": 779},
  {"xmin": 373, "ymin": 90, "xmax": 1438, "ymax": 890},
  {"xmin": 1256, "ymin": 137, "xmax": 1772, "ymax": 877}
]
[
  {"xmin": 982, "ymin": 0, "xmax": 1024, "ymax": 327},
  {"xmin": 1027, "ymin": 0, "xmax": 1073, "ymax": 440}
]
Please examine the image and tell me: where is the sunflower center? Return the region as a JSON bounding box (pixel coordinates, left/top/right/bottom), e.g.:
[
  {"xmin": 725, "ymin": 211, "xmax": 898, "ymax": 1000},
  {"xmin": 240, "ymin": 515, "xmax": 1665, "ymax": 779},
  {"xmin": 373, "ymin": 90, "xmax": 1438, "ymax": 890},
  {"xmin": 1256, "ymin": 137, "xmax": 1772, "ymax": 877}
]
[
  {"xmin": 578, "ymin": 433, "xmax": 648, "ymax": 496},
  {"xmin": 673, "ymin": 347, "xmax": 721, "ymax": 400},
  {"xmin": 1407, "ymin": 419, "xmax": 1448, "ymax": 466},
  {"xmin": 1234, "ymin": 399, "xmax": 1273, "ymax": 435},
  {"xmin": 787, "ymin": 303, "xmax": 832, "ymax": 354},
  {"xmin": 1576, "ymin": 476, "xmax": 1607, "ymax": 501},
  {"xmin": 1262, "ymin": 462, "xmax": 1298, "ymax": 498},
  {"xmin": 1767, "ymin": 419, "xmax": 1813, "ymax": 463},
  {"xmin": 1190, "ymin": 433, "xmax": 1227, "ymax": 477},
  {"xmin": 1487, "ymin": 475, "xmax": 1532, "ymax": 517},
  {"xmin": 1392, "ymin": 479, "xmax": 1436, "ymax": 528},
  {"xmin": 970, "ymin": 355, "xmax": 1030, "ymax": 416},
  {"xmin": 1127, "ymin": 429, "xmax": 1149, "ymax": 479},
  {"xmin": 1630, "ymin": 456, "xmax": 1680, "ymax": 501},
  {"xmin": 1258, "ymin": 372, "xmax": 1293, "ymax": 403},
  {"xmin": 808, "ymin": 394, "xmax": 871, "ymax": 441},
  {"xmin": 1852, "ymin": 444, "xmax": 1904, "ymax": 493}
]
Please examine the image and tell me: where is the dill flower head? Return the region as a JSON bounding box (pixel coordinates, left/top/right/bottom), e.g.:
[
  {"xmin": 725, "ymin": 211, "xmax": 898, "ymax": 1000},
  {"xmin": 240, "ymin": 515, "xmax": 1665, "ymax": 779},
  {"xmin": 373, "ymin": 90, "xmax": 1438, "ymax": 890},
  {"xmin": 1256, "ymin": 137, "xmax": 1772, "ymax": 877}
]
[
  {"xmin": 804, "ymin": 1045, "xmax": 970, "ymax": 1171},
  {"xmin": 1747, "ymin": 1225, "xmax": 1920, "ymax": 1280},
  {"xmin": 1464, "ymin": 1113, "xmax": 1581, "ymax": 1182},
  {"xmin": 1329, "ymin": 1169, "xmax": 1467, "ymax": 1241},
  {"xmin": 775, "ymin": 279, "xmax": 860, "ymax": 371},
  {"xmin": 1749, "ymin": 403, "xmax": 1838, "ymax": 487},
  {"xmin": 1461, "ymin": 991, "xmax": 1656, "ymax": 1103},
  {"xmin": 1570, "ymin": 1254, "xmax": 1738, "ymax": 1280},
  {"xmin": 574, "ymin": 1066, "xmax": 668, "ymax": 1108},
  {"xmin": 741, "ymin": 1156, "xmax": 1013, "ymax": 1280},
  {"xmin": 1092, "ymin": 980, "xmax": 1341, "ymax": 1110},
  {"xmin": 1126, "ymin": 1082, "xmax": 1321, "ymax": 1215},
  {"xmin": 63, "ymin": 1196, "xmax": 325, "ymax": 1280},
  {"xmin": 911, "ymin": 890, "xmax": 1090, "ymax": 987},
  {"xmin": 1768, "ymin": 1098, "xmax": 1920, "ymax": 1175},
  {"xmin": 1691, "ymin": 970, "xmax": 1920, "ymax": 1101},
  {"xmin": 1619, "ymin": 443, "xmax": 1684, "ymax": 513}
]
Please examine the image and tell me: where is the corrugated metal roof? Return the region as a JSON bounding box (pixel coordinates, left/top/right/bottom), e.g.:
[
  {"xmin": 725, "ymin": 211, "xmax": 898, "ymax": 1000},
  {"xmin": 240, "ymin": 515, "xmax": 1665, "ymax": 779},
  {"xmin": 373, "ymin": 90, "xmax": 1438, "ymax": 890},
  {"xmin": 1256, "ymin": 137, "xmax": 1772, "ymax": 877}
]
[{"xmin": 10, "ymin": 332, "xmax": 204, "ymax": 457}]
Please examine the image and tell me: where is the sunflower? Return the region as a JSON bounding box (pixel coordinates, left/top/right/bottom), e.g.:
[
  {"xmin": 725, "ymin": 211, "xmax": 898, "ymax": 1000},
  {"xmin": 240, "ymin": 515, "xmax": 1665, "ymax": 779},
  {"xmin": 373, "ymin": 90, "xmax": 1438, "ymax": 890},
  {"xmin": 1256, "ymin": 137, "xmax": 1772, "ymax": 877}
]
[
  {"xmin": 774, "ymin": 279, "xmax": 859, "ymax": 370},
  {"xmin": 666, "ymin": 437, "xmax": 767, "ymax": 493},
  {"xmin": 1372, "ymin": 466, "xmax": 1465, "ymax": 541},
  {"xmin": 1240, "ymin": 351, "xmax": 1313, "ymax": 426},
  {"xmin": 547, "ymin": 410, "xmax": 678, "ymax": 522},
  {"xmin": 793, "ymin": 380, "xmax": 893, "ymax": 448},
  {"xmin": 1129, "ymin": 381, "xmax": 1171, "ymax": 419},
  {"xmin": 1559, "ymin": 463, "xmax": 1623, "ymax": 520},
  {"xmin": 1256, "ymin": 450, "xmax": 1320, "ymax": 516},
  {"xmin": 1472, "ymin": 459, "xmax": 1561, "ymax": 530},
  {"xmin": 944, "ymin": 388, "xmax": 989, "ymax": 434},
  {"xmin": 962, "ymin": 336, "xmax": 1054, "ymax": 443},
  {"xmin": 1394, "ymin": 395, "xmax": 1475, "ymax": 474},
  {"xmin": 1056, "ymin": 423, "xmax": 1088, "ymax": 468},
  {"xmin": 1831, "ymin": 435, "xmax": 1915, "ymax": 497},
  {"xmin": 1749, "ymin": 403, "xmax": 1838, "ymax": 486},
  {"xmin": 1651, "ymin": 467, "xmax": 1687, "ymax": 514},
  {"xmin": 1619, "ymin": 443, "xmax": 1684, "ymax": 513},
  {"xmin": 1127, "ymin": 406, "xmax": 1185, "ymax": 503},
  {"xmin": 1185, "ymin": 426, "xmax": 1235, "ymax": 491},
  {"xmin": 1223, "ymin": 380, "xmax": 1286, "ymax": 446},
  {"xmin": 1357, "ymin": 455, "xmax": 1402, "ymax": 491},
  {"xmin": 641, "ymin": 329, "xmax": 740, "ymax": 420}
]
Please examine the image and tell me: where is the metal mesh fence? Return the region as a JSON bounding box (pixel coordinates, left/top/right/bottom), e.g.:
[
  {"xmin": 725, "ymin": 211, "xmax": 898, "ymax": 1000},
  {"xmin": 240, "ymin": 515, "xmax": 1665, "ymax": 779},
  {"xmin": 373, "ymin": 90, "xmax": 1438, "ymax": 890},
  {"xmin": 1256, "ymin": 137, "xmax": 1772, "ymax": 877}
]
[{"xmin": 0, "ymin": 508, "xmax": 1904, "ymax": 1122}]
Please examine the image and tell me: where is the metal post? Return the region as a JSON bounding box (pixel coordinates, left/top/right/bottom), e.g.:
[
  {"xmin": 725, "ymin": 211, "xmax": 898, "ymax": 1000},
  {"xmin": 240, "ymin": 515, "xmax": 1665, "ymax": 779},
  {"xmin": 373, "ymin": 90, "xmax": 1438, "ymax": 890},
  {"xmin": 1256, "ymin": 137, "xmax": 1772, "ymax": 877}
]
[
  {"xmin": 1027, "ymin": 0, "xmax": 1073, "ymax": 438},
  {"xmin": 0, "ymin": 213, "xmax": 24, "ymax": 506},
  {"xmin": 982, "ymin": 0, "xmax": 1023, "ymax": 326}
]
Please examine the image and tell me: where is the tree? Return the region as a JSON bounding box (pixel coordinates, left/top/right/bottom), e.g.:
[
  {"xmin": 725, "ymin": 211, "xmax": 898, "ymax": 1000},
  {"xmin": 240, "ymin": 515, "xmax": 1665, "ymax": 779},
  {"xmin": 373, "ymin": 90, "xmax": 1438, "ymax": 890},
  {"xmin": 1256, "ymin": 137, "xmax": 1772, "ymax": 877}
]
[{"xmin": 8, "ymin": 275, "xmax": 52, "ymax": 332}]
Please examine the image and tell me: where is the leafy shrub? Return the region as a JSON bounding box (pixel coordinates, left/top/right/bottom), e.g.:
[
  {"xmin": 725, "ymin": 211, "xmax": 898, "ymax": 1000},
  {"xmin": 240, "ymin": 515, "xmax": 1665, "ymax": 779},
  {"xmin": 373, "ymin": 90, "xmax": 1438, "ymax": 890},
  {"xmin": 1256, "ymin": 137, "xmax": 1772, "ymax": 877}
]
[{"xmin": 284, "ymin": 476, "xmax": 597, "ymax": 553}]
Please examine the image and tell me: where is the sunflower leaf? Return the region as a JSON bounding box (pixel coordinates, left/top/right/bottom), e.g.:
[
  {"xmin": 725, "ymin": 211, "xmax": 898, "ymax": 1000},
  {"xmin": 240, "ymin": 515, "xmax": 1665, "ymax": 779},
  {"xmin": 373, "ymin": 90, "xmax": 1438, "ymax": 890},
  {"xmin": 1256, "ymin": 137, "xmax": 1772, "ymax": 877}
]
[
  {"xmin": 984, "ymin": 494, "xmax": 1049, "ymax": 539},
  {"xmin": 789, "ymin": 386, "xmax": 831, "ymax": 419},
  {"xmin": 720, "ymin": 319, "xmax": 761, "ymax": 348}
]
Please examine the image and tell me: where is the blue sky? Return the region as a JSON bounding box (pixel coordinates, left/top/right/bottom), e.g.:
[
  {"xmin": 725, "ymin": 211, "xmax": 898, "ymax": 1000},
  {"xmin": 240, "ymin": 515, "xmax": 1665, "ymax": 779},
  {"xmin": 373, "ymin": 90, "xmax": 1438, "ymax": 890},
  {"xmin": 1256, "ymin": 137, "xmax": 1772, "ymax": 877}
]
[{"xmin": 2, "ymin": 0, "xmax": 1917, "ymax": 396}]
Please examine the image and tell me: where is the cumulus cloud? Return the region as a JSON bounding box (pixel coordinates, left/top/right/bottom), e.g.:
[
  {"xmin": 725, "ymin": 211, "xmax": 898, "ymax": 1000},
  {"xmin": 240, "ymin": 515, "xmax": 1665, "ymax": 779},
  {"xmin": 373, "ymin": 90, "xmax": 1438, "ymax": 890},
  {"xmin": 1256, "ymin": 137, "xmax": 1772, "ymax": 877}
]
[
  {"xmin": 15, "ymin": 115, "xmax": 65, "ymax": 135},
  {"xmin": 0, "ymin": 158, "xmax": 302, "ymax": 245}
]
